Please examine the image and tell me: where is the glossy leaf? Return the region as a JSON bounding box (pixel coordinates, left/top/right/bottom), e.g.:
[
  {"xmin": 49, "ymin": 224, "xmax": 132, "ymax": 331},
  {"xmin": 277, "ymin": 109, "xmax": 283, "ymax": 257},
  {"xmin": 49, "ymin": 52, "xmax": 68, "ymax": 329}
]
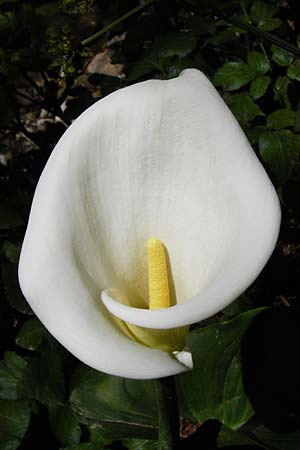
[
  {"xmin": 0, "ymin": 352, "xmax": 27, "ymax": 400},
  {"xmin": 266, "ymin": 109, "xmax": 296, "ymax": 130},
  {"xmin": 147, "ymin": 32, "xmax": 197, "ymax": 59},
  {"xmin": 247, "ymin": 52, "xmax": 270, "ymax": 75},
  {"xmin": 16, "ymin": 317, "xmax": 46, "ymax": 350},
  {"xmin": 0, "ymin": 399, "xmax": 31, "ymax": 450},
  {"xmin": 259, "ymin": 130, "xmax": 300, "ymax": 183},
  {"xmin": 271, "ymin": 45, "xmax": 294, "ymax": 67},
  {"xmin": 129, "ymin": 33, "xmax": 196, "ymax": 81},
  {"xmin": 225, "ymin": 93, "xmax": 264, "ymax": 125},
  {"xmin": 70, "ymin": 369, "xmax": 158, "ymax": 439},
  {"xmin": 246, "ymin": 126, "xmax": 267, "ymax": 145},
  {"xmin": 0, "ymin": 11, "xmax": 15, "ymax": 31},
  {"xmin": 287, "ymin": 64, "xmax": 300, "ymax": 82},
  {"xmin": 221, "ymin": 295, "xmax": 254, "ymax": 321},
  {"xmin": 50, "ymin": 405, "xmax": 81, "ymax": 445},
  {"xmin": 213, "ymin": 62, "xmax": 256, "ymax": 91},
  {"xmin": 176, "ymin": 309, "xmax": 265, "ymax": 430},
  {"xmin": 60, "ymin": 444, "xmax": 106, "ymax": 450},
  {"xmin": 123, "ymin": 439, "xmax": 157, "ymax": 450},
  {"xmin": 1, "ymin": 241, "xmax": 20, "ymax": 264},
  {"xmin": 250, "ymin": 76, "xmax": 271, "ymax": 99},
  {"xmin": 89, "ymin": 427, "xmax": 113, "ymax": 446},
  {"xmin": 273, "ymin": 76, "xmax": 291, "ymax": 109},
  {"xmin": 20, "ymin": 349, "xmax": 65, "ymax": 408},
  {"xmin": 250, "ymin": 1, "xmax": 279, "ymax": 29}
]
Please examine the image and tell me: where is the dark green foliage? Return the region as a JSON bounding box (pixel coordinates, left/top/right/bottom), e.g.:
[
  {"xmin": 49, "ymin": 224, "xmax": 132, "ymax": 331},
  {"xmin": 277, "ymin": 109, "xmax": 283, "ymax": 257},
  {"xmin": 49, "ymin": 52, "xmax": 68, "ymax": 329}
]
[
  {"xmin": 177, "ymin": 309, "xmax": 264, "ymax": 430},
  {"xmin": 1, "ymin": 0, "xmax": 300, "ymax": 449}
]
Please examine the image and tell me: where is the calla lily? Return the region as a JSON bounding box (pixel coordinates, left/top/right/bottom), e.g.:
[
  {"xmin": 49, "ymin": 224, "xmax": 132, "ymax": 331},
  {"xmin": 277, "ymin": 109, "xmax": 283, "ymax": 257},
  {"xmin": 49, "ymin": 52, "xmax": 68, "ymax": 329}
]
[{"xmin": 18, "ymin": 69, "xmax": 281, "ymax": 380}]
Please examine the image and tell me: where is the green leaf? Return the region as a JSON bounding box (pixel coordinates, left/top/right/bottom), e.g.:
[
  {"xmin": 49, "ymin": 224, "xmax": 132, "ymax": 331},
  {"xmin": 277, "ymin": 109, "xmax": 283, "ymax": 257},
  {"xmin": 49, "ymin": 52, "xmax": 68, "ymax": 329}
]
[
  {"xmin": 259, "ymin": 130, "xmax": 300, "ymax": 183},
  {"xmin": 1, "ymin": 241, "xmax": 20, "ymax": 264},
  {"xmin": 250, "ymin": 0, "xmax": 279, "ymax": 29},
  {"xmin": 128, "ymin": 32, "xmax": 196, "ymax": 81},
  {"xmin": 177, "ymin": 309, "xmax": 265, "ymax": 429},
  {"xmin": 267, "ymin": 109, "xmax": 296, "ymax": 130},
  {"xmin": 258, "ymin": 17, "xmax": 282, "ymax": 32},
  {"xmin": 225, "ymin": 93, "xmax": 264, "ymax": 125},
  {"xmin": 128, "ymin": 61, "xmax": 156, "ymax": 81},
  {"xmin": 205, "ymin": 30, "xmax": 237, "ymax": 46},
  {"xmin": 20, "ymin": 349, "xmax": 65, "ymax": 408},
  {"xmin": 252, "ymin": 425, "xmax": 300, "ymax": 450},
  {"xmin": 274, "ymin": 76, "xmax": 291, "ymax": 109},
  {"xmin": 16, "ymin": 317, "xmax": 46, "ymax": 350},
  {"xmin": 165, "ymin": 57, "xmax": 193, "ymax": 79},
  {"xmin": 148, "ymin": 32, "xmax": 197, "ymax": 59},
  {"xmin": 247, "ymin": 51, "xmax": 270, "ymax": 75},
  {"xmin": 250, "ymin": 75, "xmax": 271, "ymax": 99},
  {"xmin": 0, "ymin": 352, "xmax": 27, "ymax": 400},
  {"xmin": 221, "ymin": 295, "xmax": 254, "ymax": 321},
  {"xmin": 241, "ymin": 0, "xmax": 250, "ymax": 14},
  {"xmin": 0, "ymin": 399, "xmax": 31, "ymax": 450},
  {"xmin": 70, "ymin": 369, "xmax": 157, "ymax": 440},
  {"xmin": 60, "ymin": 444, "xmax": 105, "ymax": 450},
  {"xmin": 213, "ymin": 62, "xmax": 256, "ymax": 91},
  {"xmin": 246, "ymin": 125, "xmax": 267, "ymax": 145},
  {"xmin": 50, "ymin": 405, "xmax": 81, "ymax": 445},
  {"xmin": 0, "ymin": 11, "xmax": 15, "ymax": 32},
  {"xmin": 89, "ymin": 426, "xmax": 113, "ymax": 446},
  {"xmin": 123, "ymin": 438, "xmax": 157, "ymax": 450},
  {"xmin": 1, "ymin": 263, "xmax": 32, "ymax": 314},
  {"xmin": 287, "ymin": 62, "xmax": 300, "ymax": 81},
  {"xmin": 271, "ymin": 45, "xmax": 294, "ymax": 67},
  {"xmin": 217, "ymin": 425, "xmax": 265, "ymax": 447}
]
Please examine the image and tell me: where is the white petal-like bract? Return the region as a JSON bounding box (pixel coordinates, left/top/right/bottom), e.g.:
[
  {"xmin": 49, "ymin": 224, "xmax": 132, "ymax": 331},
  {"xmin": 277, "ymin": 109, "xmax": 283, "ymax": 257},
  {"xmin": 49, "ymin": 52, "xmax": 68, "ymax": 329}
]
[{"xmin": 19, "ymin": 69, "xmax": 280, "ymax": 379}]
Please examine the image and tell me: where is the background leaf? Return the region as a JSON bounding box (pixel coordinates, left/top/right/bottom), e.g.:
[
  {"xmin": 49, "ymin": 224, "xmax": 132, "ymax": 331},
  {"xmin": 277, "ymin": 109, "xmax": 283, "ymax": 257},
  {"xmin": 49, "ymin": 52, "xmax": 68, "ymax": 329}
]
[
  {"xmin": 0, "ymin": 352, "xmax": 27, "ymax": 400},
  {"xmin": 50, "ymin": 405, "xmax": 81, "ymax": 445},
  {"xmin": 287, "ymin": 63, "xmax": 300, "ymax": 82},
  {"xmin": 224, "ymin": 93, "xmax": 264, "ymax": 125},
  {"xmin": 0, "ymin": 399, "xmax": 31, "ymax": 450},
  {"xmin": 247, "ymin": 51, "xmax": 270, "ymax": 75},
  {"xmin": 250, "ymin": 76, "xmax": 271, "ymax": 99},
  {"xmin": 176, "ymin": 309, "xmax": 265, "ymax": 430},
  {"xmin": 20, "ymin": 348, "xmax": 65, "ymax": 408},
  {"xmin": 259, "ymin": 130, "xmax": 300, "ymax": 183},
  {"xmin": 266, "ymin": 109, "xmax": 296, "ymax": 130},
  {"xmin": 271, "ymin": 45, "xmax": 294, "ymax": 67},
  {"xmin": 213, "ymin": 62, "xmax": 256, "ymax": 91},
  {"xmin": 250, "ymin": 0, "xmax": 280, "ymax": 30},
  {"xmin": 15, "ymin": 317, "xmax": 46, "ymax": 350},
  {"xmin": 251, "ymin": 425, "xmax": 300, "ymax": 450},
  {"xmin": 70, "ymin": 368, "xmax": 158, "ymax": 440}
]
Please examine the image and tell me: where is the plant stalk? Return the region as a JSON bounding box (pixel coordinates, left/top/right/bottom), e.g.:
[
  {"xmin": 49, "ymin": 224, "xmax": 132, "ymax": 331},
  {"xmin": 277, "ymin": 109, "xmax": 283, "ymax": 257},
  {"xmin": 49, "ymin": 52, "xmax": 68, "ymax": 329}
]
[
  {"xmin": 219, "ymin": 13, "xmax": 300, "ymax": 57},
  {"xmin": 155, "ymin": 376, "xmax": 180, "ymax": 450},
  {"xmin": 81, "ymin": 0, "xmax": 156, "ymax": 45}
]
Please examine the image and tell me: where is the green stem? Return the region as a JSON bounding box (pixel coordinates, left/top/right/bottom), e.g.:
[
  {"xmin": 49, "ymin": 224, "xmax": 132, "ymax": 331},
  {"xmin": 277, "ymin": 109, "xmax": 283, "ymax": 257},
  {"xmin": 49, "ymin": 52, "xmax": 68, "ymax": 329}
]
[
  {"xmin": 219, "ymin": 14, "xmax": 300, "ymax": 57},
  {"xmin": 155, "ymin": 376, "xmax": 180, "ymax": 450},
  {"xmin": 81, "ymin": 0, "xmax": 157, "ymax": 45}
]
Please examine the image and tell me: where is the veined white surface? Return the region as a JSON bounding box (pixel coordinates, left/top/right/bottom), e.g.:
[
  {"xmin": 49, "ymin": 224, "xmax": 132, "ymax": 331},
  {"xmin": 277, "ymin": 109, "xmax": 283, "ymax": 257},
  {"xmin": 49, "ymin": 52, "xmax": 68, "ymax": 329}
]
[{"xmin": 19, "ymin": 69, "xmax": 280, "ymax": 379}]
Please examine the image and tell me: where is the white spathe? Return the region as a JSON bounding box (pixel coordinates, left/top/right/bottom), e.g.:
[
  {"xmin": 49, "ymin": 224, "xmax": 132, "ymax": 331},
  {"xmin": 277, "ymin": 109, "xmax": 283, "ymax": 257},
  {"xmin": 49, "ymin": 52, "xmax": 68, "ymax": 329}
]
[{"xmin": 18, "ymin": 69, "xmax": 281, "ymax": 379}]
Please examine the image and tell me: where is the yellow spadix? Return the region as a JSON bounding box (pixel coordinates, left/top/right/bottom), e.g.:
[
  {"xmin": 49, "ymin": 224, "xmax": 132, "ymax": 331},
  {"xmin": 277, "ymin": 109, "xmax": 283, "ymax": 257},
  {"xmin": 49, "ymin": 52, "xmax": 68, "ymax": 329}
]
[
  {"xmin": 147, "ymin": 238, "xmax": 170, "ymax": 310},
  {"xmin": 113, "ymin": 238, "xmax": 188, "ymax": 354}
]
